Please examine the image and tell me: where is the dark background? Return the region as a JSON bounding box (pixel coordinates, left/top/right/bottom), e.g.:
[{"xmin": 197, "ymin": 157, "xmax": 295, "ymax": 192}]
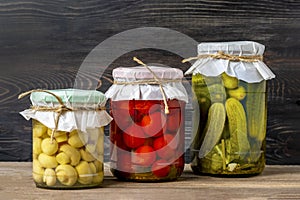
[{"xmin": 0, "ymin": 0, "xmax": 299, "ymax": 164}]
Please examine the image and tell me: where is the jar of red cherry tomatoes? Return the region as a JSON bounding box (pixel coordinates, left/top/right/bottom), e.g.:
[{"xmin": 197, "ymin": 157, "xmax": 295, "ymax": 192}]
[{"xmin": 105, "ymin": 64, "xmax": 188, "ymax": 182}]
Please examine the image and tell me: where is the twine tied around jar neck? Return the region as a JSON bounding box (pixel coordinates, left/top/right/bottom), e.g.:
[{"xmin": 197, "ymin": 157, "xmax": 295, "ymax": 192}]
[
  {"xmin": 181, "ymin": 51, "xmax": 263, "ymax": 63},
  {"xmin": 18, "ymin": 89, "xmax": 105, "ymax": 142},
  {"xmin": 112, "ymin": 57, "xmax": 182, "ymax": 114},
  {"xmin": 133, "ymin": 57, "xmax": 170, "ymax": 114}
]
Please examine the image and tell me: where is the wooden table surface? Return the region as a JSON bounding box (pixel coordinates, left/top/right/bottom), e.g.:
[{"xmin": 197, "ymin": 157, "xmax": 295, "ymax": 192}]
[{"xmin": 1, "ymin": 162, "xmax": 299, "ymax": 200}]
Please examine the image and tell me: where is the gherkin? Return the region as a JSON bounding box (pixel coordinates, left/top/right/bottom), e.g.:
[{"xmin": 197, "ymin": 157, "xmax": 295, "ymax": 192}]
[
  {"xmin": 227, "ymin": 86, "xmax": 246, "ymax": 100},
  {"xmin": 198, "ymin": 103, "xmax": 226, "ymax": 158},
  {"xmin": 225, "ymin": 98, "xmax": 250, "ymax": 160},
  {"xmin": 192, "ymin": 73, "xmax": 221, "ymax": 87},
  {"xmin": 221, "ymin": 73, "xmax": 239, "ymax": 89}
]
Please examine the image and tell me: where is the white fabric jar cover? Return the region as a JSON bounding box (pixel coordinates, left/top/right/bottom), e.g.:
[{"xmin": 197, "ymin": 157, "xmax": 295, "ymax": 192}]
[
  {"xmin": 105, "ymin": 66, "xmax": 188, "ymax": 102},
  {"xmin": 20, "ymin": 89, "xmax": 113, "ymax": 133},
  {"xmin": 184, "ymin": 41, "xmax": 275, "ymax": 83}
]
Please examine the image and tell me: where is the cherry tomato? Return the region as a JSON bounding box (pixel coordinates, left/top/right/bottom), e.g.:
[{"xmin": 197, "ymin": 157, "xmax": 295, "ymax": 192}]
[
  {"xmin": 153, "ymin": 135, "xmax": 166, "ymax": 150},
  {"xmin": 134, "ymin": 100, "xmax": 161, "ymax": 115},
  {"xmin": 151, "ymin": 159, "xmax": 171, "ymax": 178},
  {"xmin": 153, "ymin": 134, "xmax": 178, "ymax": 160},
  {"xmin": 132, "ymin": 145, "xmax": 156, "ymax": 166},
  {"xmin": 114, "ymin": 100, "xmax": 134, "ymax": 112},
  {"xmin": 166, "ymin": 112, "xmax": 181, "ymax": 133},
  {"xmin": 152, "ymin": 134, "xmax": 174, "ymax": 150},
  {"xmin": 147, "ymin": 102, "xmax": 162, "ymax": 114},
  {"xmin": 123, "ymin": 124, "xmax": 146, "ymax": 149},
  {"xmin": 111, "ymin": 101, "xmax": 134, "ymax": 131},
  {"xmin": 110, "ymin": 121, "xmax": 129, "ymax": 150},
  {"xmin": 112, "ymin": 110, "xmax": 133, "ymax": 130},
  {"xmin": 166, "ymin": 100, "xmax": 182, "ymax": 114},
  {"xmin": 114, "ymin": 132, "xmax": 130, "ymax": 150},
  {"xmin": 140, "ymin": 111, "xmax": 167, "ymax": 137}
]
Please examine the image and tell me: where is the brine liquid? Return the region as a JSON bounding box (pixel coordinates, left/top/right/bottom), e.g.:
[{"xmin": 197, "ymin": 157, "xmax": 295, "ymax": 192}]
[
  {"xmin": 32, "ymin": 120, "xmax": 104, "ymax": 188},
  {"xmin": 191, "ymin": 74, "xmax": 266, "ymax": 176}
]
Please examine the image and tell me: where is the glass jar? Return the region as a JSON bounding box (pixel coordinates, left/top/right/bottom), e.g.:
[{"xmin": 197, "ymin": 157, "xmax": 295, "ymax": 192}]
[
  {"xmin": 185, "ymin": 41, "xmax": 275, "ymax": 176},
  {"xmin": 20, "ymin": 89, "xmax": 112, "ymax": 188},
  {"xmin": 105, "ymin": 66, "xmax": 188, "ymax": 181}
]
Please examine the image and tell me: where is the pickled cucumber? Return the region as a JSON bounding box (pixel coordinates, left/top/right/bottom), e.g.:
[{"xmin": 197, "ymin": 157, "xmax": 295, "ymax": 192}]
[
  {"xmin": 227, "ymin": 86, "xmax": 246, "ymax": 100},
  {"xmin": 225, "ymin": 98, "xmax": 250, "ymax": 160},
  {"xmin": 199, "ymin": 103, "xmax": 226, "ymax": 158},
  {"xmin": 221, "ymin": 73, "xmax": 238, "ymax": 89}
]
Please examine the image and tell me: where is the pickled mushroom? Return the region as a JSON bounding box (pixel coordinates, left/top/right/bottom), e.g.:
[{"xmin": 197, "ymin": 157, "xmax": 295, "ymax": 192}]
[
  {"xmin": 43, "ymin": 168, "xmax": 56, "ymax": 186},
  {"xmin": 38, "ymin": 153, "xmax": 58, "ymax": 169},
  {"xmin": 56, "ymin": 164, "xmax": 78, "ymax": 186},
  {"xmin": 59, "ymin": 144, "xmax": 81, "ymax": 166},
  {"xmin": 41, "ymin": 138, "xmax": 58, "ymax": 156},
  {"xmin": 76, "ymin": 161, "xmax": 93, "ymax": 185}
]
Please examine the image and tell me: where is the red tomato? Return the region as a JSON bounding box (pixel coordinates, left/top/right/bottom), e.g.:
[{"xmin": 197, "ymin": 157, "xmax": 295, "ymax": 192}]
[
  {"xmin": 110, "ymin": 121, "xmax": 131, "ymax": 150},
  {"xmin": 134, "ymin": 100, "xmax": 161, "ymax": 115},
  {"xmin": 112, "ymin": 110, "xmax": 133, "ymax": 130},
  {"xmin": 123, "ymin": 124, "xmax": 146, "ymax": 149},
  {"xmin": 148, "ymin": 103, "xmax": 162, "ymax": 114},
  {"xmin": 153, "ymin": 135, "xmax": 167, "ymax": 150},
  {"xmin": 112, "ymin": 101, "xmax": 135, "ymax": 116},
  {"xmin": 130, "ymin": 109, "xmax": 145, "ymax": 124},
  {"xmin": 114, "ymin": 100, "xmax": 134, "ymax": 111},
  {"xmin": 152, "ymin": 134, "xmax": 174, "ymax": 150},
  {"xmin": 132, "ymin": 145, "xmax": 156, "ymax": 166},
  {"xmin": 152, "ymin": 129, "xmax": 164, "ymax": 138},
  {"xmin": 114, "ymin": 132, "xmax": 130, "ymax": 150},
  {"xmin": 151, "ymin": 159, "xmax": 171, "ymax": 178},
  {"xmin": 153, "ymin": 134, "xmax": 178, "ymax": 160},
  {"xmin": 166, "ymin": 100, "xmax": 182, "ymax": 114},
  {"xmin": 166, "ymin": 112, "xmax": 181, "ymax": 133},
  {"xmin": 140, "ymin": 111, "xmax": 167, "ymax": 137},
  {"xmin": 111, "ymin": 101, "xmax": 134, "ymax": 131}
]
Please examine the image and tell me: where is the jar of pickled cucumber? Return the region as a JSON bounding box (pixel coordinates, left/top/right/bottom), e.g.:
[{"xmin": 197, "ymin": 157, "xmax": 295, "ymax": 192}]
[
  {"xmin": 19, "ymin": 89, "xmax": 112, "ymax": 188},
  {"xmin": 105, "ymin": 64, "xmax": 188, "ymax": 182},
  {"xmin": 184, "ymin": 41, "xmax": 275, "ymax": 176}
]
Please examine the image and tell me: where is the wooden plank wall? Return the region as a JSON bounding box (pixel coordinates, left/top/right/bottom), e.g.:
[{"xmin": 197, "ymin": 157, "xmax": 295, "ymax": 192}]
[{"xmin": 0, "ymin": 0, "xmax": 299, "ymax": 164}]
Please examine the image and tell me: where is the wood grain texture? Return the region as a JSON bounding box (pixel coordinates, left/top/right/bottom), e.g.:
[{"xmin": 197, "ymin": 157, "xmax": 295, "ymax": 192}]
[
  {"xmin": 1, "ymin": 162, "xmax": 300, "ymax": 200},
  {"xmin": 0, "ymin": 0, "xmax": 299, "ymax": 164}
]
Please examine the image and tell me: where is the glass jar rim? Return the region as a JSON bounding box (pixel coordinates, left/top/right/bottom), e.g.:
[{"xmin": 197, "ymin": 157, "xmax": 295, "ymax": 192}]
[
  {"xmin": 30, "ymin": 89, "xmax": 107, "ymax": 104},
  {"xmin": 112, "ymin": 66, "xmax": 184, "ymax": 80},
  {"xmin": 197, "ymin": 41, "xmax": 265, "ymax": 56}
]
